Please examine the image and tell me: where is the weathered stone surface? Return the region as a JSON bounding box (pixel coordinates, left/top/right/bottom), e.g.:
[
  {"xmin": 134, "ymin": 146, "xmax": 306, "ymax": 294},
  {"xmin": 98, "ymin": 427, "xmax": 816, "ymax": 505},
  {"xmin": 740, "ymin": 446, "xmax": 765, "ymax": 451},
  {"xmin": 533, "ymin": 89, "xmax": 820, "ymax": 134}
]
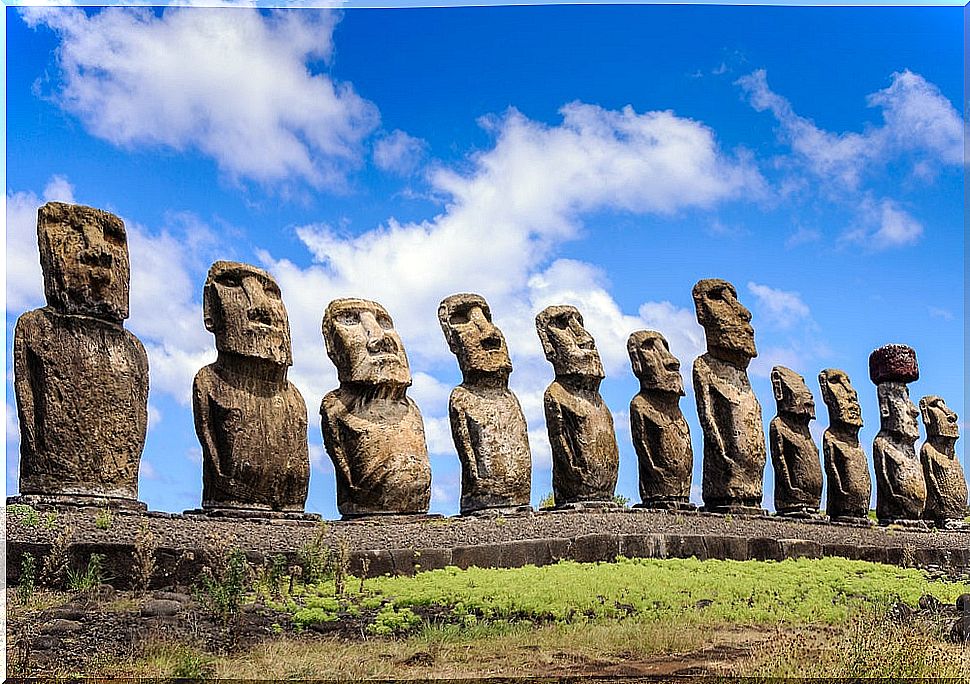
[
  {"xmin": 873, "ymin": 379, "xmax": 926, "ymax": 524},
  {"xmin": 691, "ymin": 279, "xmax": 766, "ymax": 511},
  {"xmin": 920, "ymin": 395, "xmax": 967, "ymax": 527},
  {"xmin": 14, "ymin": 202, "xmax": 148, "ymax": 504},
  {"xmin": 193, "ymin": 261, "xmax": 309, "ymax": 513},
  {"xmin": 818, "ymin": 369, "xmax": 871, "ymax": 522},
  {"xmin": 769, "ymin": 366, "xmax": 822, "ymax": 516},
  {"xmin": 869, "ymin": 343, "xmax": 919, "ymax": 384},
  {"xmin": 627, "ymin": 331, "xmax": 693, "ymax": 508},
  {"xmin": 536, "ymin": 305, "xmax": 618, "ymax": 506},
  {"xmin": 321, "ymin": 299, "xmax": 431, "ymax": 517},
  {"xmin": 438, "ymin": 294, "xmax": 531, "ymax": 514},
  {"xmin": 140, "ymin": 599, "xmax": 183, "ymax": 617}
]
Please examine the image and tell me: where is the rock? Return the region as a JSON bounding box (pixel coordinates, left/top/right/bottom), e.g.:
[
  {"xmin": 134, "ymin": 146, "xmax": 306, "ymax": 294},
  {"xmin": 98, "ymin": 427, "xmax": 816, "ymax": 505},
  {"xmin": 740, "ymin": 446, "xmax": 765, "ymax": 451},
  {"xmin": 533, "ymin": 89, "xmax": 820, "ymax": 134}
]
[
  {"xmin": 43, "ymin": 619, "xmax": 82, "ymax": 634},
  {"xmin": 691, "ymin": 279, "xmax": 766, "ymax": 511},
  {"xmin": 536, "ymin": 305, "xmax": 618, "ymax": 506},
  {"xmin": 919, "ymin": 396, "xmax": 967, "ymax": 527},
  {"xmin": 952, "ymin": 615, "xmax": 970, "ymax": 642},
  {"xmin": 140, "ymin": 599, "xmax": 183, "ymax": 617},
  {"xmin": 627, "ymin": 331, "xmax": 693, "ymax": 509},
  {"xmin": 49, "ymin": 607, "xmax": 86, "ymax": 621},
  {"xmin": 438, "ymin": 294, "xmax": 531, "ymax": 515},
  {"xmin": 769, "ymin": 367, "xmax": 822, "ymax": 516},
  {"xmin": 321, "ymin": 299, "xmax": 431, "ymax": 516},
  {"xmin": 917, "ymin": 594, "xmax": 942, "ymax": 611},
  {"xmin": 956, "ymin": 594, "xmax": 970, "ymax": 612},
  {"xmin": 193, "ymin": 261, "xmax": 310, "ymax": 514},
  {"xmin": 873, "ymin": 381, "xmax": 926, "ymax": 524},
  {"xmin": 152, "ymin": 591, "xmax": 192, "ymax": 604},
  {"xmin": 14, "ymin": 202, "xmax": 148, "ymax": 504},
  {"xmin": 818, "ymin": 369, "xmax": 871, "ymax": 521},
  {"xmin": 869, "ymin": 344, "xmax": 919, "ymax": 384}
]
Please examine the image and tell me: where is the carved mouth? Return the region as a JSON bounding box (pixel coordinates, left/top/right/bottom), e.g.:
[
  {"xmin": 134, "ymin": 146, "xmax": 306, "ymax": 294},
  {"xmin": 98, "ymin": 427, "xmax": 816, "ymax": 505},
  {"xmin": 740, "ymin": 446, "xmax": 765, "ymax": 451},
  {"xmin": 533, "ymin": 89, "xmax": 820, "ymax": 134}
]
[
  {"xmin": 481, "ymin": 335, "xmax": 502, "ymax": 351},
  {"xmin": 248, "ymin": 308, "xmax": 274, "ymax": 326},
  {"xmin": 80, "ymin": 251, "xmax": 113, "ymax": 269}
]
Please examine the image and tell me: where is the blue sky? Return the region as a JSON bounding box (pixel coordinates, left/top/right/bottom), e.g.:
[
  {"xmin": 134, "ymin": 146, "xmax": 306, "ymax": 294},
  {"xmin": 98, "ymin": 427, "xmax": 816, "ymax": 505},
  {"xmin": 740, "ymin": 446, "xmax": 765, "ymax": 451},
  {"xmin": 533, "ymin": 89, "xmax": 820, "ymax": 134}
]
[{"xmin": 5, "ymin": 2, "xmax": 965, "ymax": 517}]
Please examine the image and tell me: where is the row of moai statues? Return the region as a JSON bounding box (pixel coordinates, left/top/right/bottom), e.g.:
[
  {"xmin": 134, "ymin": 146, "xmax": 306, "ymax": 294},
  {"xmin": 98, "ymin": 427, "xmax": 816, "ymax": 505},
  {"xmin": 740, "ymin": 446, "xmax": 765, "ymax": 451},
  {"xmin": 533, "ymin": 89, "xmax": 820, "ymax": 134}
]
[{"xmin": 11, "ymin": 203, "xmax": 968, "ymax": 529}]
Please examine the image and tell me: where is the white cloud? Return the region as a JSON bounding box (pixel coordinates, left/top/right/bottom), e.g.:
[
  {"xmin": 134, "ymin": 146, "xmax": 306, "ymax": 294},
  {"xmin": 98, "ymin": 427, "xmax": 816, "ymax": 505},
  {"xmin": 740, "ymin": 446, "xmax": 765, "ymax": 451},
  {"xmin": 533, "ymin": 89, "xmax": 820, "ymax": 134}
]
[
  {"xmin": 22, "ymin": 6, "xmax": 379, "ymax": 189},
  {"xmin": 6, "ymin": 403, "xmax": 20, "ymax": 444},
  {"xmin": 842, "ymin": 197, "xmax": 923, "ymax": 251},
  {"xmin": 140, "ymin": 459, "xmax": 159, "ymax": 480},
  {"xmin": 373, "ymin": 130, "xmax": 427, "ymax": 175},
  {"xmin": 747, "ymin": 282, "xmax": 810, "ymax": 330},
  {"xmin": 737, "ymin": 69, "xmax": 962, "ymax": 189}
]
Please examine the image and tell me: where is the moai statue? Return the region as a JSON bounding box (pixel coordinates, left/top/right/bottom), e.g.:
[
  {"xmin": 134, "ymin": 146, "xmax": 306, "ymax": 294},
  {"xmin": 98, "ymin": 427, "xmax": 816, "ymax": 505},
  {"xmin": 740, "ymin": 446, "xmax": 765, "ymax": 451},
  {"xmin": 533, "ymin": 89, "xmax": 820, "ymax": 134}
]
[
  {"xmin": 919, "ymin": 395, "xmax": 967, "ymax": 529},
  {"xmin": 438, "ymin": 293, "xmax": 532, "ymax": 515},
  {"xmin": 321, "ymin": 299, "xmax": 432, "ymax": 517},
  {"xmin": 870, "ymin": 344, "xmax": 926, "ymax": 526},
  {"xmin": 536, "ymin": 305, "xmax": 619, "ymax": 507},
  {"xmin": 627, "ymin": 330, "xmax": 694, "ymax": 510},
  {"xmin": 818, "ymin": 369, "xmax": 871, "ymax": 524},
  {"xmin": 13, "ymin": 202, "xmax": 148, "ymax": 509},
  {"xmin": 192, "ymin": 261, "xmax": 311, "ymax": 516},
  {"xmin": 768, "ymin": 366, "xmax": 822, "ymax": 517},
  {"xmin": 691, "ymin": 278, "xmax": 766, "ymax": 514}
]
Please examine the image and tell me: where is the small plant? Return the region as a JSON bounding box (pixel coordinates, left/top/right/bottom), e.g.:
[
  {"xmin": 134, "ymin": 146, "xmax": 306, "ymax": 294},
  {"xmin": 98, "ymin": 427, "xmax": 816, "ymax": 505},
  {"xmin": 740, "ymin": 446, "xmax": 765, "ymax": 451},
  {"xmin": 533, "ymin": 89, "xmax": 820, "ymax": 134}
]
[
  {"xmin": 331, "ymin": 538, "xmax": 351, "ymax": 596},
  {"xmin": 43, "ymin": 511, "xmax": 58, "ymax": 530},
  {"xmin": 18, "ymin": 553, "xmax": 36, "ymax": 605},
  {"xmin": 195, "ymin": 547, "xmax": 253, "ymax": 619},
  {"xmin": 7, "ymin": 504, "xmax": 40, "ymax": 527},
  {"xmin": 268, "ymin": 554, "xmax": 288, "ymax": 600},
  {"xmin": 132, "ymin": 520, "xmax": 158, "ymax": 592},
  {"xmin": 169, "ymin": 648, "xmax": 216, "ymax": 679},
  {"xmin": 298, "ymin": 523, "xmax": 332, "ymax": 584},
  {"xmin": 42, "ymin": 522, "xmax": 74, "ymax": 588},
  {"xmin": 368, "ymin": 605, "xmax": 421, "ymax": 636},
  {"xmin": 538, "ymin": 492, "xmax": 556, "ymax": 509},
  {"xmin": 67, "ymin": 553, "xmax": 105, "ymax": 592},
  {"xmin": 95, "ymin": 506, "xmax": 113, "ymax": 530},
  {"xmin": 613, "ymin": 494, "xmax": 631, "ymax": 508}
]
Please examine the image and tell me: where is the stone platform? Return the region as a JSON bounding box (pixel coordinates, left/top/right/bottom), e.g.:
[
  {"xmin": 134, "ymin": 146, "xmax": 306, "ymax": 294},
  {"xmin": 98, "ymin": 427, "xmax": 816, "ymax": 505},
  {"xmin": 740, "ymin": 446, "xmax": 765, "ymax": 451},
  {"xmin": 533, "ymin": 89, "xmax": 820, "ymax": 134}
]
[{"xmin": 7, "ymin": 506, "xmax": 969, "ymax": 589}]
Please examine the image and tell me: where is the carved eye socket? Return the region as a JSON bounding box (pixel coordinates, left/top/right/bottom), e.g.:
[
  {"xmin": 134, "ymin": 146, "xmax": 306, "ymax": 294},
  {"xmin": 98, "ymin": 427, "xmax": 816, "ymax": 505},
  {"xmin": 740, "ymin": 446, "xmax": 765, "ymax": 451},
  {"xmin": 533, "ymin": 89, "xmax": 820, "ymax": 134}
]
[
  {"xmin": 335, "ymin": 310, "xmax": 358, "ymax": 325},
  {"xmin": 376, "ymin": 313, "xmax": 393, "ymax": 330},
  {"xmin": 551, "ymin": 314, "xmax": 570, "ymax": 330},
  {"xmin": 265, "ymin": 284, "xmax": 282, "ymax": 299},
  {"xmin": 218, "ymin": 274, "xmax": 242, "ymax": 288},
  {"xmin": 449, "ymin": 309, "xmax": 469, "ymax": 325}
]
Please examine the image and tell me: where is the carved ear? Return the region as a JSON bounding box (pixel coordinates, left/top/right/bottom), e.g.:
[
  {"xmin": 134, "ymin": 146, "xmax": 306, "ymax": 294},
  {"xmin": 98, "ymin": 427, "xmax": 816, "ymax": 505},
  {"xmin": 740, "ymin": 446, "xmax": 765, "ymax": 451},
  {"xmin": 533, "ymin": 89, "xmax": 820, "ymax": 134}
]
[
  {"xmin": 770, "ymin": 369, "xmax": 784, "ymax": 401},
  {"xmin": 202, "ymin": 282, "xmax": 220, "ymax": 332}
]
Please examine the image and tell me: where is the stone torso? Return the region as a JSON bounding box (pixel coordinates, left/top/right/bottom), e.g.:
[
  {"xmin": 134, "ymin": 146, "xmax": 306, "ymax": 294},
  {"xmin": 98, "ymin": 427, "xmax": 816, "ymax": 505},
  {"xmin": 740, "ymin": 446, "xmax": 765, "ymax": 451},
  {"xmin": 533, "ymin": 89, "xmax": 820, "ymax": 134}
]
[
  {"xmin": 15, "ymin": 307, "xmax": 148, "ymax": 499},
  {"xmin": 449, "ymin": 385, "xmax": 531, "ymax": 513},
  {"xmin": 629, "ymin": 393, "xmax": 691, "ymax": 502},
  {"xmin": 321, "ymin": 389, "xmax": 432, "ymax": 516},
  {"xmin": 921, "ymin": 440, "xmax": 967, "ymax": 522},
  {"xmin": 544, "ymin": 380, "xmax": 619, "ymax": 504},
  {"xmin": 873, "ymin": 433, "xmax": 926, "ymax": 521},
  {"xmin": 769, "ymin": 415, "xmax": 822, "ymax": 513},
  {"xmin": 822, "ymin": 428, "xmax": 871, "ymax": 519},
  {"xmin": 692, "ymin": 353, "xmax": 766, "ymax": 507},
  {"xmin": 193, "ymin": 364, "xmax": 309, "ymax": 511}
]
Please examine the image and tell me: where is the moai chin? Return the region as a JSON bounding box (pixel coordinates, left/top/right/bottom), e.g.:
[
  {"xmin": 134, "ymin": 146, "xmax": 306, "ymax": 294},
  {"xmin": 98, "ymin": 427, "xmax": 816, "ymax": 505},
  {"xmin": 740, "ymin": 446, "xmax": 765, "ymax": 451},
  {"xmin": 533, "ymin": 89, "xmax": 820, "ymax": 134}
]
[
  {"xmin": 535, "ymin": 305, "xmax": 618, "ymax": 508},
  {"xmin": 13, "ymin": 202, "xmax": 148, "ymax": 509},
  {"xmin": 321, "ymin": 298, "xmax": 432, "ymax": 517},
  {"xmin": 191, "ymin": 261, "xmax": 311, "ymax": 516},
  {"xmin": 870, "ymin": 344, "xmax": 926, "ymax": 527},
  {"xmin": 818, "ymin": 369, "xmax": 871, "ymax": 524},
  {"xmin": 691, "ymin": 278, "xmax": 766, "ymax": 514},
  {"xmin": 919, "ymin": 395, "xmax": 967, "ymax": 529},
  {"xmin": 768, "ymin": 366, "xmax": 822, "ymax": 517},
  {"xmin": 627, "ymin": 330, "xmax": 694, "ymax": 510},
  {"xmin": 438, "ymin": 293, "xmax": 532, "ymax": 515}
]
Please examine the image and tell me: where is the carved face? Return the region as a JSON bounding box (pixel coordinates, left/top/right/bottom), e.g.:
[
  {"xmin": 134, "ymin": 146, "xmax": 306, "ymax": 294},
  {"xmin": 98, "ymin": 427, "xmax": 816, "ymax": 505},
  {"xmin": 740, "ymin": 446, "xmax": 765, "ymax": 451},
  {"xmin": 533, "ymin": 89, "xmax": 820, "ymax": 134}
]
[
  {"xmin": 203, "ymin": 261, "xmax": 292, "ymax": 366},
  {"xmin": 627, "ymin": 330, "xmax": 683, "ymax": 395},
  {"xmin": 535, "ymin": 305, "xmax": 604, "ymax": 379},
  {"xmin": 877, "ymin": 382, "xmax": 920, "ymax": 441},
  {"xmin": 38, "ymin": 201, "xmax": 130, "ymax": 322},
  {"xmin": 920, "ymin": 395, "xmax": 959, "ymax": 440},
  {"xmin": 323, "ymin": 298, "xmax": 411, "ymax": 386},
  {"xmin": 771, "ymin": 366, "xmax": 815, "ymax": 418},
  {"xmin": 691, "ymin": 279, "xmax": 757, "ymax": 365},
  {"xmin": 818, "ymin": 369, "xmax": 863, "ymax": 427},
  {"xmin": 438, "ymin": 293, "xmax": 512, "ymax": 377}
]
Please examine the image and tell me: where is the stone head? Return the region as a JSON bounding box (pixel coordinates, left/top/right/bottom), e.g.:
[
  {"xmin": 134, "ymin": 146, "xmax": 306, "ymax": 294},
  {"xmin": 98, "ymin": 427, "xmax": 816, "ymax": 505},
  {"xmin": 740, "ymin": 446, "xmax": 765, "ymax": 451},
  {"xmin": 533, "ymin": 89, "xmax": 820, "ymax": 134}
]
[
  {"xmin": 535, "ymin": 305, "xmax": 604, "ymax": 379},
  {"xmin": 438, "ymin": 293, "xmax": 512, "ymax": 378},
  {"xmin": 627, "ymin": 330, "xmax": 684, "ymax": 395},
  {"xmin": 877, "ymin": 382, "xmax": 920, "ymax": 441},
  {"xmin": 920, "ymin": 395, "xmax": 959, "ymax": 441},
  {"xmin": 818, "ymin": 368, "xmax": 863, "ymax": 428},
  {"xmin": 203, "ymin": 261, "xmax": 292, "ymax": 366},
  {"xmin": 691, "ymin": 278, "xmax": 757, "ymax": 367},
  {"xmin": 771, "ymin": 366, "xmax": 815, "ymax": 419},
  {"xmin": 323, "ymin": 298, "xmax": 411, "ymax": 386},
  {"xmin": 37, "ymin": 201, "xmax": 130, "ymax": 322}
]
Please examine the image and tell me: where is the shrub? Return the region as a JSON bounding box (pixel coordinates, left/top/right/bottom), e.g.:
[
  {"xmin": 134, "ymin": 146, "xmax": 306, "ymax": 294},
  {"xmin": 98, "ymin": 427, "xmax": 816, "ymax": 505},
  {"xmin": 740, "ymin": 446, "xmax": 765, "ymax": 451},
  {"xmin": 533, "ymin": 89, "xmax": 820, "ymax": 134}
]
[
  {"xmin": 195, "ymin": 547, "xmax": 252, "ymax": 619},
  {"xmin": 95, "ymin": 506, "xmax": 113, "ymax": 530},
  {"xmin": 67, "ymin": 553, "xmax": 105, "ymax": 592},
  {"xmin": 18, "ymin": 553, "xmax": 36, "ymax": 605},
  {"xmin": 7, "ymin": 504, "xmax": 40, "ymax": 527},
  {"xmin": 368, "ymin": 605, "xmax": 421, "ymax": 636}
]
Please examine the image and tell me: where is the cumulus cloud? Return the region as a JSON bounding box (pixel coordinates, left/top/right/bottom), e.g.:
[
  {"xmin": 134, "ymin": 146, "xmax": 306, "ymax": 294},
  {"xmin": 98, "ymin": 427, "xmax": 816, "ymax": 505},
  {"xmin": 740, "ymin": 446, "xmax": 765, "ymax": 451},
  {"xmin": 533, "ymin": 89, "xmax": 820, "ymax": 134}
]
[
  {"xmin": 737, "ymin": 68, "xmax": 962, "ymax": 188},
  {"xmin": 747, "ymin": 282, "xmax": 811, "ymax": 330},
  {"xmin": 841, "ymin": 196, "xmax": 923, "ymax": 250},
  {"xmin": 373, "ymin": 130, "xmax": 427, "ymax": 175},
  {"xmin": 22, "ymin": 6, "xmax": 379, "ymax": 189}
]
